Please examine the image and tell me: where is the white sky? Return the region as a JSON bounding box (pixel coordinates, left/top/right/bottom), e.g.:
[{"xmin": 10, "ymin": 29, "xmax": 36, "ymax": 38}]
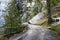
[{"xmin": 0, "ymin": 0, "xmax": 9, "ymax": 16}]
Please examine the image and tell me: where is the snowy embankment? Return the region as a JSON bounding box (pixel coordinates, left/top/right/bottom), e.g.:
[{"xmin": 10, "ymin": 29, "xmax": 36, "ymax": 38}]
[{"xmin": 29, "ymin": 11, "xmax": 46, "ymax": 24}]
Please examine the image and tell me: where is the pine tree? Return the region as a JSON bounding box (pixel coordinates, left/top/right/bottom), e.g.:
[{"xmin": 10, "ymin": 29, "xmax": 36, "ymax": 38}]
[{"xmin": 3, "ymin": 0, "xmax": 26, "ymax": 38}]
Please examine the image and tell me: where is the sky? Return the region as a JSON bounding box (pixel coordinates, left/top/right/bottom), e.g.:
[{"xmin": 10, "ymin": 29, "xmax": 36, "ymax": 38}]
[
  {"xmin": 0, "ymin": 0, "xmax": 9, "ymax": 16},
  {"xmin": 0, "ymin": 0, "xmax": 9, "ymax": 26}
]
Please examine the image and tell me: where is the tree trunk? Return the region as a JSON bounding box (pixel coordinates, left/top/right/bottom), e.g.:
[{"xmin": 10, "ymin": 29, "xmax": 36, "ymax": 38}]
[{"xmin": 47, "ymin": 0, "xmax": 52, "ymax": 24}]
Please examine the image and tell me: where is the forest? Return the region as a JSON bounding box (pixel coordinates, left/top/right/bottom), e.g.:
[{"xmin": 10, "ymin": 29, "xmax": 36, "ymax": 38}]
[{"xmin": 0, "ymin": 0, "xmax": 60, "ymax": 40}]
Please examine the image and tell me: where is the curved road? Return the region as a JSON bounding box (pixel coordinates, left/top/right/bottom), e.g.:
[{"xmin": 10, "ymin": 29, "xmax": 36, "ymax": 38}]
[
  {"xmin": 9, "ymin": 11, "xmax": 58, "ymax": 40},
  {"xmin": 9, "ymin": 24, "xmax": 58, "ymax": 40}
]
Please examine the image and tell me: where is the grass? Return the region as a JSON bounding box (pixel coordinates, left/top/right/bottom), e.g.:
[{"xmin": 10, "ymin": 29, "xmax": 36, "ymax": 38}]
[
  {"xmin": 0, "ymin": 35, "xmax": 7, "ymax": 40},
  {"xmin": 51, "ymin": 25, "xmax": 60, "ymax": 40},
  {"xmin": 41, "ymin": 20, "xmax": 60, "ymax": 40},
  {"xmin": 31, "ymin": 12, "xmax": 60, "ymax": 40},
  {"xmin": 32, "ymin": 17, "xmax": 60, "ymax": 40}
]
